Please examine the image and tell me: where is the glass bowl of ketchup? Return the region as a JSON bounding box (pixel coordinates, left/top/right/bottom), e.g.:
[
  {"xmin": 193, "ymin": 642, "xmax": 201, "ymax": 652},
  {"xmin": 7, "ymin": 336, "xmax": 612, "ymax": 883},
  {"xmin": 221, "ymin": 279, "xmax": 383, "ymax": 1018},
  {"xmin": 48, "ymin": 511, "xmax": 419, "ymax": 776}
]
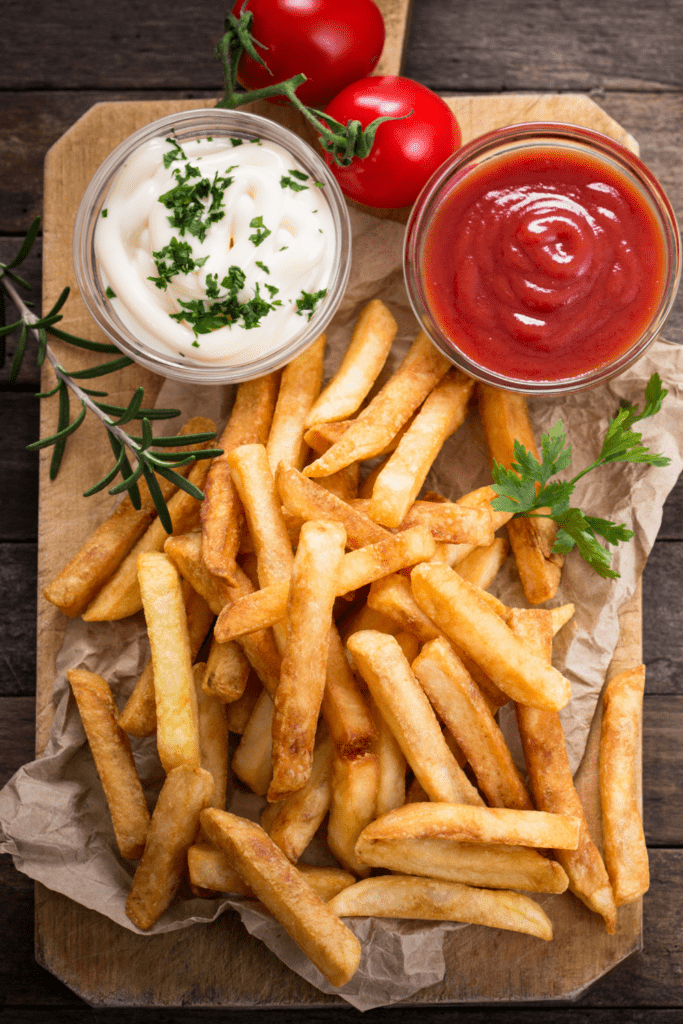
[{"xmin": 404, "ymin": 122, "xmax": 680, "ymax": 394}]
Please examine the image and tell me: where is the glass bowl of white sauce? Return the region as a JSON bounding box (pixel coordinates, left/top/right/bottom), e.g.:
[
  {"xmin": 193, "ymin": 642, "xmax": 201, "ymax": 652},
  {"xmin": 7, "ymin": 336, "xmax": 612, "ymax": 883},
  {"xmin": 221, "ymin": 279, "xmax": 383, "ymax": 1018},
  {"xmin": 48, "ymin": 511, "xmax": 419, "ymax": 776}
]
[{"xmin": 73, "ymin": 108, "xmax": 352, "ymax": 384}]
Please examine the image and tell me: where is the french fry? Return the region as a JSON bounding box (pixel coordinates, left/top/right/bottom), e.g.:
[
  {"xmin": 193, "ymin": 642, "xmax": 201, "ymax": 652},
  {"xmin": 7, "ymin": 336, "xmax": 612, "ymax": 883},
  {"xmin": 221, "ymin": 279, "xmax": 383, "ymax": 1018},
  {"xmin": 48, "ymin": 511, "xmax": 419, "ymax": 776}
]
[
  {"xmin": 455, "ymin": 537, "xmax": 509, "ymax": 590},
  {"xmin": 354, "ymin": 836, "xmax": 569, "ymax": 894},
  {"xmin": 368, "ymin": 368, "xmax": 475, "ymax": 527},
  {"xmin": 411, "ymin": 562, "xmax": 572, "ymax": 711},
  {"xmin": 266, "ymin": 728, "xmax": 335, "ymax": 862},
  {"xmin": 193, "ymin": 664, "xmax": 229, "ymax": 810},
  {"xmin": 326, "ymin": 876, "xmax": 553, "ymax": 941},
  {"xmin": 43, "ymin": 416, "xmax": 215, "ymax": 617},
  {"xmin": 306, "ymin": 414, "xmax": 417, "ymax": 460},
  {"xmin": 269, "ymin": 520, "xmax": 346, "ymax": 802},
  {"xmin": 137, "ymin": 552, "xmax": 201, "ymax": 772},
  {"xmin": 346, "ymin": 630, "xmax": 483, "ymax": 805},
  {"xmin": 327, "ymin": 750, "xmax": 380, "ymax": 878},
  {"xmin": 600, "ymin": 664, "xmax": 649, "ymax": 906},
  {"xmin": 266, "ymin": 334, "xmax": 326, "ymax": 473},
  {"xmin": 360, "ymin": 802, "xmax": 581, "ymax": 850},
  {"xmin": 225, "ymin": 670, "xmax": 262, "ymax": 734},
  {"xmin": 214, "ymin": 526, "xmax": 436, "ymax": 643},
  {"xmin": 202, "ymin": 635, "xmax": 250, "ymax": 704},
  {"xmin": 304, "ymin": 330, "xmax": 451, "ymax": 478},
  {"xmin": 510, "ymin": 607, "xmax": 617, "ymax": 932},
  {"xmin": 368, "ymin": 694, "xmax": 407, "ymax": 817},
  {"xmin": 188, "ymin": 843, "xmax": 356, "ymax": 901},
  {"xmin": 229, "ymin": 444, "xmax": 294, "ymax": 590},
  {"xmin": 366, "ymin": 573, "xmax": 509, "ymax": 710},
  {"xmin": 351, "ymin": 497, "xmax": 494, "ymax": 547},
  {"xmin": 277, "ymin": 463, "xmax": 391, "ymax": 547},
  {"xmin": 82, "ymin": 436, "xmax": 215, "ymax": 622},
  {"xmin": 550, "ymin": 603, "xmax": 576, "ymax": 635},
  {"xmin": 118, "ymin": 580, "xmax": 213, "ymax": 737},
  {"xmin": 67, "ymin": 668, "xmax": 150, "ymax": 860},
  {"xmin": 306, "ymin": 299, "xmax": 398, "ymax": 426},
  {"xmin": 232, "ymin": 690, "xmax": 274, "ymax": 796},
  {"xmin": 412, "ymin": 638, "xmax": 533, "ymax": 810},
  {"xmin": 321, "ymin": 625, "xmax": 377, "ymax": 759},
  {"xmin": 478, "ymin": 385, "xmax": 563, "ymax": 604},
  {"xmin": 200, "ymin": 809, "xmax": 362, "ymax": 987},
  {"xmin": 126, "ymin": 765, "xmax": 214, "ymax": 930},
  {"xmin": 201, "ymin": 372, "xmax": 279, "ymax": 580}
]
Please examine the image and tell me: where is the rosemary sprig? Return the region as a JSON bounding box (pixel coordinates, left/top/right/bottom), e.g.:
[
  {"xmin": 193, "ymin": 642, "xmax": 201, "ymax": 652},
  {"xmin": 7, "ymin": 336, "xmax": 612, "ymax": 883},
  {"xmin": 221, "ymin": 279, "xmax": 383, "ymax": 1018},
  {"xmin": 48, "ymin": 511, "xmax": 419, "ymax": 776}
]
[{"xmin": 1, "ymin": 219, "xmax": 222, "ymax": 528}]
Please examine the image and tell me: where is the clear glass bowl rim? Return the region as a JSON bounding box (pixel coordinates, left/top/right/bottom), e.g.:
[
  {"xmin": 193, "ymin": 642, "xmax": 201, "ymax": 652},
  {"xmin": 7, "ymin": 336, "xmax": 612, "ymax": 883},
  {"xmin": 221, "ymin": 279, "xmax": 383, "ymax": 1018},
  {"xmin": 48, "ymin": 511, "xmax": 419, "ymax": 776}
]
[
  {"xmin": 73, "ymin": 107, "xmax": 352, "ymax": 385},
  {"xmin": 403, "ymin": 121, "xmax": 681, "ymax": 395}
]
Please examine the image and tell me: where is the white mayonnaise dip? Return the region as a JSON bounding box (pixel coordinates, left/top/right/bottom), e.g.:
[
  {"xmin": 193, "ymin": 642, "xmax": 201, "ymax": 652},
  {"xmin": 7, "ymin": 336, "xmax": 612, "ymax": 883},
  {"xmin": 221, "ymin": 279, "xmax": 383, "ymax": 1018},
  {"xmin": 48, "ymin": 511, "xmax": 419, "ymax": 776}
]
[{"xmin": 95, "ymin": 134, "xmax": 335, "ymax": 364}]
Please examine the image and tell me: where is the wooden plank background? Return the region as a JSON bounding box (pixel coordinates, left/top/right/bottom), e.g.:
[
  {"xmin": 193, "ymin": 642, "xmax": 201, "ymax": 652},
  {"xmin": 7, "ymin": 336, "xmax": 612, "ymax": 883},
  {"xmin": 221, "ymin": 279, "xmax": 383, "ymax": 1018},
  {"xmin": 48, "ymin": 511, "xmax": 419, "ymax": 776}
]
[{"xmin": 1, "ymin": 0, "xmax": 682, "ymax": 1019}]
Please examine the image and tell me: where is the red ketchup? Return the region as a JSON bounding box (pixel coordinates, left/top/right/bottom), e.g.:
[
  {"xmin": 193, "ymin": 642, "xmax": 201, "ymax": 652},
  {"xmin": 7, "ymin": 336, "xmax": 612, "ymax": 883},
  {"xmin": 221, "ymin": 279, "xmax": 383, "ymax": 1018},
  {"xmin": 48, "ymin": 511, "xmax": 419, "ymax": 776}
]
[{"xmin": 422, "ymin": 147, "xmax": 666, "ymax": 381}]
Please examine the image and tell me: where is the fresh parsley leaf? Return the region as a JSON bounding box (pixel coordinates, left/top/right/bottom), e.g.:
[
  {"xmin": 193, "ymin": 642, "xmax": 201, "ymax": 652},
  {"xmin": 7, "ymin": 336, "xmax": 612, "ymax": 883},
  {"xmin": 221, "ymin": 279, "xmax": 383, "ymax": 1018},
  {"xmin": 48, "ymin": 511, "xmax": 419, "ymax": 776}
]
[
  {"xmin": 289, "ymin": 169, "xmax": 308, "ymax": 181},
  {"xmin": 249, "ymin": 216, "xmax": 271, "ymax": 246},
  {"xmin": 105, "ymin": 286, "xmax": 116, "ymax": 299},
  {"xmin": 101, "ymin": 209, "xmax": 108, "ymax": 218},
  {"xmin": 163, "ymin": 138, "xmax": 187, "ymax": 168},
  {"xmin": 158, "ymin": 166, "xmax": 233, "ymax": 242},
  {"xmin": 230, "ymin": 137, "xmax": 244, "ymax": 147},
  {"xmin": 255, "ymin": 261, "xmax": 270, "ymax": 274},
  {"xmin": 147, "ymin": 237, "xmax": 209, "ymax": 290},
  {"xmin": 295, "ymin": 288, "xmax": 327, "ymax": 320},
  {"xmin": 489, "ymin": 373, "xmax": 670, "ymax": 578},
  {"xmin": 169, "ymin": 265, "xmax": 275, "ymax": 336}
]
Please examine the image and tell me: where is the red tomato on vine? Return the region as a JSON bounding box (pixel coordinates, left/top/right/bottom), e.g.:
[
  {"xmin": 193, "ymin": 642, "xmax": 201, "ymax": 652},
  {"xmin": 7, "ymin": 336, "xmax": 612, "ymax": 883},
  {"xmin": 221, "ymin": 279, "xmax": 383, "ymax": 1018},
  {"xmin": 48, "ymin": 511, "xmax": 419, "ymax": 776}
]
[
  {"xmin": 232, "ymin": 0, "xmax": 386, "ymax": 110},
  {"xmin": 321, "ymin": 76, "xmax": 462, "ymax": 209}
]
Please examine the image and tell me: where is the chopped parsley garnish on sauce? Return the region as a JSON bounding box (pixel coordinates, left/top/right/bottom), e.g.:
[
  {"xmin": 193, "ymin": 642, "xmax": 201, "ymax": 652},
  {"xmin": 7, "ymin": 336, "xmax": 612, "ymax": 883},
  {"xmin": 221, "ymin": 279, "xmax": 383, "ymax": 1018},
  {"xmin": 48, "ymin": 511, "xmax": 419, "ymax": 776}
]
[
  {"xmin": 105, "ymin": 285, "xmax": 116, "ymax": 299},
  {"xmin": 249, "ymin": 216, "xmax": 271, "ymax": 247},
  {"xmin": 230, "ymin": 137, "xmax": 244, "ymax": 147},
  {"xmin": 169, "ymin": 265, "xmax": 277, "ymax": 337},
  {"xmin": 163, "ymin": 138, "xmax": 187, "ymax": 168},
  {"xmin": 255, "ymin": 260, "xmax": 270, "ymax": 274},
  {"xmin": 158, "ymin": 165, "xmax": 236, "ymax": 242},
  {"xmin": 281, "ymin": 169, "xmax": 309, "ymax": 192},
  {"xmin": 147, "ymin": 237, "xmax": 208, "ymax": 290},
  {"xmin": 101, "ymin": 209, "xmax": 108, "ymax": 218},
  {"xmin": 296, "ymin": 288, "xmax": 327, "ymax": 320}
]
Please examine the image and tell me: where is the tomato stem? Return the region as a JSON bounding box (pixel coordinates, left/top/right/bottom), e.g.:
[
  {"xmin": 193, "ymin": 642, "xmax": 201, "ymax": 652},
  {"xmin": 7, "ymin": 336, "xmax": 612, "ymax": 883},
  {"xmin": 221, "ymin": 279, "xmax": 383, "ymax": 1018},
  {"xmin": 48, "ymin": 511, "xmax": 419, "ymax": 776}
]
[{"xmin": 214, "ymin": 6, "xmax": 411, "ymax": 165}]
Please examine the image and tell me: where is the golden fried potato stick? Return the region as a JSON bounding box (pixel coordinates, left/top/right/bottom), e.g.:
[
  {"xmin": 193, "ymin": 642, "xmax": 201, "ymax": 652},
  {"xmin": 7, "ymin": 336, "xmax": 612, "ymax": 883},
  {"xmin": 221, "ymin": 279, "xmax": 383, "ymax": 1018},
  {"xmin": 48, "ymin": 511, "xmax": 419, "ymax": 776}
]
[
  {"xmin": 304, "ymin": 330, "xmax": 451, "ymax": 478},
  {"xmin": 193, "ymin": 663, "xmax": 229, "ymax": 810},
  {"xmin": 361, "ymin": 801, "xmax": 580, "ymax": 850},
  {"xmin": 137, "ymin": 551, "xmax": 201, "ymax": 772},
  {"xmin": 327, "ymin": 750, "xmax": 380, "ymax": 878},
  {"xmin": 277, "ymin": 463, "xmax": 391, "ymax": 547},
  {"xmin": 455, "ymin": 537, "xmax": 509, "ymax": 590},
  {"xmin": 412, "ymin": 638, "xmax": 533, "ymax": 810},
  {"xmin": 202, "ymin": 635, "xmax": 250, "ymax": 704},
  {"xmin": 201, "ymin": 372, "xmax": 279, "ymax": 583},
  {"xmin": 214, "ymin": 526, "xmax": 436, "ymax": 643},
  {"xmin": 266, "ymin": 334, "xmax": 326, "ymax": 473},
  {"xmin": 232, "ymin": 690, "xmax": 274, "ymax": 796},
  {"xmin": 224, "ymin": 670, "xmax": 262, "ymax": 734},
  {"xmin": 188, "ymin": 843, "xmax": 356, "ymax": 900},
  {"xmin": 67, "ymin": 668, "xmax": 150, "ymax": 860},
  {"xmin": 306, "ymin": 299, "xmax": 398, "ymax": 426},
  {"xmin": 600, "ymin": 664, "xmax": 649, "ymax": 906},
  {"xmin": 368, "ymin": 694, "xmax": 407, "ymax": 817},
  {"xmin": 266, "ymin": 728, "xmax": 334, "ymax": 862},
  {"xmin": 355, "ymin": 836, "xmax": 569, "ymax": 894},
  {"xmin": 269, "ymin": 520, "xmax": 346, "ymax": 802},
  {"xmin": 478, "ymin": 384, "xmax": 563, "ymax": 604},
  {"xmin": 43, "ymin": 416, "xmax": 215, "ymax": 618},
  {"xmin": 351, "ymin": 497, "xmax": 494, "ymax": 547},
  {"xmin": 305, "ymin": 414, "xmax": 417, "ymax": 461},
  {"xmin": 164, "ymin": 532, "xmax": 282, "ymax": 699},
  {"xmin": 82, "ymin": 433, "xmax": 215, "ymax": 621},
  {"xmin": 126, "ymin": 765, "xmax": 214, "ymax": 930},
  {"xmin": 346, "ymin": 630, "xmax": 483, "ymax": 805},
  {"xmin": 321, "ymin": 625, "xmax": 377, "ymax": 760},
  {"xmin": 366, "ymin": 573, "xmax": 509, "ymax": 710},
  {"xmin": 200, "ymin": 809, "xmax": 362, "ymax": 987},
  {"xmin": 368, "ymin": 369, "xmax": 475, "ymax": 527},
  {"xmin": 118, "ymin": 579, "xmax": 213, "ymax": 738},
  {"xmin": 510, "ymin": 607, "xmax": 617, "ymax": 932},
  {"xmin": 411, "ymin": 562, "xmax": 571, "ymax": 711},
  {"xmin": 300, "ymin": 418, "xmax": 360, "ymax": 502},
  {"xmin": 327, "ymin": 875, "xmax": 553, "ymax": 941}
]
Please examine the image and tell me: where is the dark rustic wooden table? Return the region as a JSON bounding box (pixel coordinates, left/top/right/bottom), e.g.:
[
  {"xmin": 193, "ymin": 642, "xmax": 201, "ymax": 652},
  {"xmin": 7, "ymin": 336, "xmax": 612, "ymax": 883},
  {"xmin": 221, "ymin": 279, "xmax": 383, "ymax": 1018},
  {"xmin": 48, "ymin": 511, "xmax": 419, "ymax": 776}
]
[{"xmin": 1, "ymin": 1, "xmax": 682, "ymax": 1021}]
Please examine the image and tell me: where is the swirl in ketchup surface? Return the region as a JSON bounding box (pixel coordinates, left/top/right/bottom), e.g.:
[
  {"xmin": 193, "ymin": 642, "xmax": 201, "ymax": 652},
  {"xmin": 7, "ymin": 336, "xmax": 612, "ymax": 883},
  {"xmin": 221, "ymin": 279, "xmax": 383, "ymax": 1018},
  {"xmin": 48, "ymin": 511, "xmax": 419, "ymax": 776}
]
[{"xmin": 422, "ymin": 147, "xmax": 666, "ymax": 381}]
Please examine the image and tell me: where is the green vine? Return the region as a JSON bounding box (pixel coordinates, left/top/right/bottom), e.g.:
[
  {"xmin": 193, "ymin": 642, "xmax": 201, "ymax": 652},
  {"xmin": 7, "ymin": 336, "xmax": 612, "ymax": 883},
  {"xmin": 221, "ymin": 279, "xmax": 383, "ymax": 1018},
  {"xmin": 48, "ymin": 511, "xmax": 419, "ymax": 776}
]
[{"xmin": 1, "ymin": 218, "xmax": 222, "ymax": 533}]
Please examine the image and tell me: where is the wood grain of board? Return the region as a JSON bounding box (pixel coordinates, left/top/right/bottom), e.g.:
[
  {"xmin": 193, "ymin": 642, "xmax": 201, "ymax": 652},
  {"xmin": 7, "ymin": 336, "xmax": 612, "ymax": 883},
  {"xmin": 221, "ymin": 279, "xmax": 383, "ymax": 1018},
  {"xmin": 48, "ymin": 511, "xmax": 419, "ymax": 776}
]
[{"xmin": 35, "ymin": 87, "xmax": 645, "ymax": 1007}]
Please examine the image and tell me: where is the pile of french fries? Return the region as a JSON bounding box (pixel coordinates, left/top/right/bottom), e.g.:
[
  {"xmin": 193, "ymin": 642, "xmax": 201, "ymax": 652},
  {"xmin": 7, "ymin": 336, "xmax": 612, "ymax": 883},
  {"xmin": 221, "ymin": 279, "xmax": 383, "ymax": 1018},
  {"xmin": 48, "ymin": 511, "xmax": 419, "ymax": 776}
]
[{"xmin": 46, "ymin": 299, "xmax": 649, "ymax": 989}]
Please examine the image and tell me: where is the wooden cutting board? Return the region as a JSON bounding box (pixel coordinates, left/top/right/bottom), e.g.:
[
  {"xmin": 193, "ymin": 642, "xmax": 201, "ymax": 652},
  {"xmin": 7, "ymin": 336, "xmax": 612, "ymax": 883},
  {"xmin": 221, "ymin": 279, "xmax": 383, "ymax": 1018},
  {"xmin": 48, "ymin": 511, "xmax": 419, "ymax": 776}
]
[{"xmin": 36, "ymin": 10, "xmax": 643, "ymax": 1002}]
